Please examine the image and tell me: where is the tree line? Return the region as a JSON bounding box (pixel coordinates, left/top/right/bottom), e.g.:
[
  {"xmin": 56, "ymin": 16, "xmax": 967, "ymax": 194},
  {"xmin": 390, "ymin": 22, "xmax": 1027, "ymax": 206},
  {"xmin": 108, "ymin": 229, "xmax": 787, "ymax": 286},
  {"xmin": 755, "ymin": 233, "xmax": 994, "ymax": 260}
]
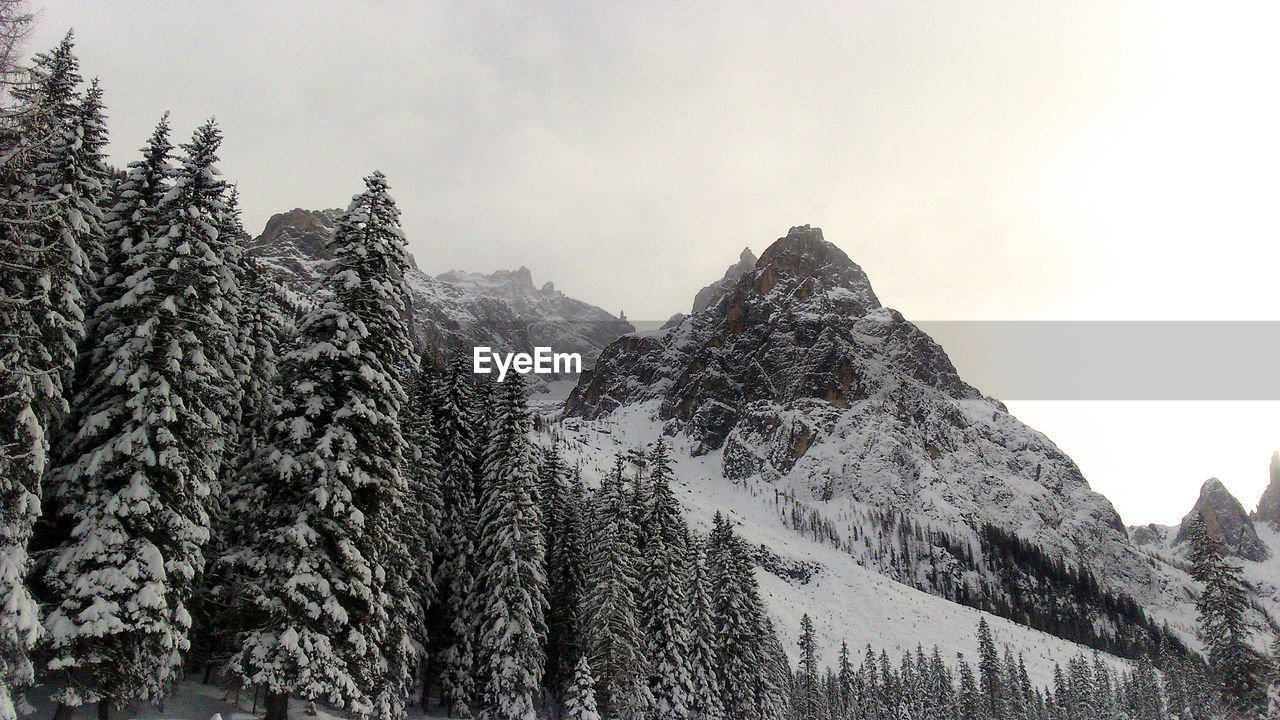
[
  {"xmin": 788, "ymin": 616, "xmax": 1220, "ymax": 720},
  {"xmin": 0, "ymin": 31, "xmax": 792, "ymax": 720}
]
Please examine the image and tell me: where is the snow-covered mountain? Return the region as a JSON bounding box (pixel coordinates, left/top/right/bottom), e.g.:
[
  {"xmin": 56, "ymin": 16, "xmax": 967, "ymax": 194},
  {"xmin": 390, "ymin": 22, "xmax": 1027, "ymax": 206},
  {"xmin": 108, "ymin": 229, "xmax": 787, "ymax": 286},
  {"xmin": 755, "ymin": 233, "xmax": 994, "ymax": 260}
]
[
  {"xmin": 544, "ymin": 396, "xmax": 1142, "ymax": 682},
  {"xmin": 561, "ymin": 225, "xmax": 1218, "ymax": 661},
  {"xmin": 247, "ymin": 208, "xmax": 633, "ymax": 370}
]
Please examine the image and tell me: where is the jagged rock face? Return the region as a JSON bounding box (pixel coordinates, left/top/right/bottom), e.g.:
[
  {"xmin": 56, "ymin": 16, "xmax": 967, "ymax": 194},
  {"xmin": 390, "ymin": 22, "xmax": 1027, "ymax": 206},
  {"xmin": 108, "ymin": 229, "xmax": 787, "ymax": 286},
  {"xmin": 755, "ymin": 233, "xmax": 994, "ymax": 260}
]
[
  {"xmin": 1257, "ymin": 452, "xmax": 1280, "ymax": 529},
  {"xmin": 567, "ymin": 225, "xmax": 1149, "ymax": 594},
  {"xmin": 1176, "ymin": 478, "xmax": 1270, "ymax": 561},
  {"xmin": 1129, "ymin": 524, "xmax": 1170, "ymax": 546},
  {"xmin": 692, "ymin": 247, "xmax": 757, "ymax": 314},
  {"xmin": 247, "ymin": 208, "xmax": 633, "ymax": 369}
]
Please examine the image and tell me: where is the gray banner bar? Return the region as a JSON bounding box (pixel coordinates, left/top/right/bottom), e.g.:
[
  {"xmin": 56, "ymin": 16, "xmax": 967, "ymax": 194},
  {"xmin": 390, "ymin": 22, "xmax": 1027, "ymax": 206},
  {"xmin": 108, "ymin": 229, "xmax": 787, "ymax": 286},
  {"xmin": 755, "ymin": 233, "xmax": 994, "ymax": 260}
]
[{"xmin": 617, "ymin": 320, "xmax": 1280, "ymax": 400}]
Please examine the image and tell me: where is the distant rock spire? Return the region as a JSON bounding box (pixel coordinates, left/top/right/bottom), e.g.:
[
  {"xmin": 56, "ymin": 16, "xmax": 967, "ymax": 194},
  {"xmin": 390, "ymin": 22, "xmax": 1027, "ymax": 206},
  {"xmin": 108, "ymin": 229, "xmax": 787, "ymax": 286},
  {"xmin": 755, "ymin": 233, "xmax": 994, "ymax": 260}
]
[
  {"xmin": 691, "ymin": 246, "xmax": 757, "ymax": 314},
  {"xmin": 1176, "ymin": 478, "xmax": 1270, "ymax": 561},
  {"xmin": 1256, "ymin": 452, "xmax": 1280, "ymax": 528}
]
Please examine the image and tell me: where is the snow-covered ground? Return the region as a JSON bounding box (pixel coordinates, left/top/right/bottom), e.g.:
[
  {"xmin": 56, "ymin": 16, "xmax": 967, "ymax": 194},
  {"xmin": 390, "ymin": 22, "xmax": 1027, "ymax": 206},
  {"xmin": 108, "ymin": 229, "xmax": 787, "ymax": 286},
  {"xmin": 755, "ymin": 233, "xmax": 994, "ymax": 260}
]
[
  {"xmin": 19, "ymin": 682, "xmax": 455, "ymax": 720},
  {"xmin": 552, "ymin": 401, "xmax": 1136, "ymax": 686}
]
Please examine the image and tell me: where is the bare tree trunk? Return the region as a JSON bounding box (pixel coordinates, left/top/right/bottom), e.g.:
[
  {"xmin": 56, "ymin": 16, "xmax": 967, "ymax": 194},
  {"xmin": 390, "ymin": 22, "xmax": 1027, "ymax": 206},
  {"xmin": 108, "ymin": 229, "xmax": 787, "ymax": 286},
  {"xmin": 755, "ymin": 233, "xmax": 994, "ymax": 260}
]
[
  {"xmin": 50, "ymin": 703, "xmax": 71, "ymax": 720},
  {"xmin": 96, "ymin": 700, "xmax": 109, "ymax": 720},
  {"xmin": 263, "ymin": 692, "xmax": 288, "ymax": 720}
]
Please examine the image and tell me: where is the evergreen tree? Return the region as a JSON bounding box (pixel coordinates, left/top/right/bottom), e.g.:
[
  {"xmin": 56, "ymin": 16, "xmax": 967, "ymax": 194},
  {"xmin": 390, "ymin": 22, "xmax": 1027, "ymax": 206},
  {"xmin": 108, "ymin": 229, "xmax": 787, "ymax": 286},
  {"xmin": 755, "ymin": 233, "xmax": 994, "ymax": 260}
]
[
  {"xmin": 565, "ymin": 655, "xmax": 602, "ymax": 720},
  {"xmin": 0, "ymin": 35, "xmax": 100, "ymax": 715},
  {"xmin": 757, "ymin": 617, "xmax": 791, "ymax": 720},
  {"xmin": 402, "ymin": 360, "xmax": 443, "ymax": 627},
  {"xmin": 957, "ymin": 655, "xmax": 982, "ymax": 720},
  {"xmin": 796, "ymin": 614, "xmax": 820, "ymax": 720},
  {"xmin": 235, "ymin": 171, "xmax": 415, "ymax": 720},
  {"xmin": 1187, "ymin": 511, "xmax": 1262, "ymax": 715},
  {"xmin": 66, "ymin": 76, "xmax": 108, "ymax": 307},
  {"xmin": 425, "ymin": 354, "xmax": 479, "ymax": 716},
  {"xmin": 196, "ymin": 255, "xmax": 290, "ymax": 679},
  {"xmin": 930, "ymin": 647, "xmax": 956, "ymax": 720},
  {"xmin": 639, "ymin": 439, "xmax": 693, "ymax": 720},
  {"xmin": 40, "ymin": 119, "xmax": 239, "ymax": 714},
  {"xmin": 1266, "ymin": 629, "xmax": 1280, "ymax": 719},
  {"xmin": 835, "ymin": 639, "xmax": 854, "ymax": 719},
  {"xmin": 471, "ymin": 373, "xmax": 547, "ymax": 720},
  {"xmin": 709, "ymin": 512, "xmax": 786, "ymax": 720},
  {"xmin": 976, "ymin": 619, "xmax": 1003, "ymax": 720},
  {"xmin": 371, "ymin": 361, "xmax": 442, "ymax": 718},
  {"xmin": 581, "ymin": 462, "xmax": 646, "ymax": 720},
  {"xmin": 540, "ymin": 445, "xmax": 581, "ymax": 699},
  {"xmin": 685, "ymin": 536, "xmax": 723, "ymax": 720}
]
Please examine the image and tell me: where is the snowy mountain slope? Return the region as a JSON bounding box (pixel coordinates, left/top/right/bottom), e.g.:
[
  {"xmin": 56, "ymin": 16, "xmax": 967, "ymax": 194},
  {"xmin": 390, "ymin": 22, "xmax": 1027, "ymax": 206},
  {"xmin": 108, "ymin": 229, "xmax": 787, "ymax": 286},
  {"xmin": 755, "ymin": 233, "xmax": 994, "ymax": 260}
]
[
  {"xmin": 565, "ymin": 225, "xmax": 1200, "ymax": 651},
  {"xmin": 543, "ymin": 401, "xmax": 1137, "ymax": 685},
  {"xmin": 247, "ymin": 208, "xmax": 633, "ymax": 369},
  {"xmin": 19, "ymin": 680, "xmax": 458, "ymax": 720}
]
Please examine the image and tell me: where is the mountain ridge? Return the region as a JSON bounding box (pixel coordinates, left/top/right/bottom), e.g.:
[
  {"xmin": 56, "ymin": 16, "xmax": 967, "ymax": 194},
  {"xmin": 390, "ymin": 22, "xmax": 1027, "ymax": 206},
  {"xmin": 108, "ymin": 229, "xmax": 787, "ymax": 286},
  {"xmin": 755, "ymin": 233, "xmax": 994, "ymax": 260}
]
[{"xmin": 247, "ymin": 208, "xmax": 634, "ymax": 370}]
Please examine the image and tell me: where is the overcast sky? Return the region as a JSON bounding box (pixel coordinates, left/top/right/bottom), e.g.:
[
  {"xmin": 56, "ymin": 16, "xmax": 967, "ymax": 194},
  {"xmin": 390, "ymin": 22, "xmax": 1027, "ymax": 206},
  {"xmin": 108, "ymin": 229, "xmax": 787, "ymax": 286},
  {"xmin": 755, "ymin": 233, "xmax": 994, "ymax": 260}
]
[{"xmin": 31, "ymin": 1, "xmax": 1280, "ymax": 525}]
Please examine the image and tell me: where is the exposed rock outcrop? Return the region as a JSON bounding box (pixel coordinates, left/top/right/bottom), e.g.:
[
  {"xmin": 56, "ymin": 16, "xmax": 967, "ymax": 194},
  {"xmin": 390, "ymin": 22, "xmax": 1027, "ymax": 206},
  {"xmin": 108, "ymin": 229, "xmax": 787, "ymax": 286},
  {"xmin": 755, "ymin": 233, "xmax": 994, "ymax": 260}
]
[
  {"xmin": 1256, "ymin": 452, "xmax": 1280, "ymax": 529},
  {"xmin": 1175, "ymin": 478, "xmax": 1270, "ymax": 561},
  {"xmin": 692, "ymin": 247, "xmax": 757, "ymax": 314}
]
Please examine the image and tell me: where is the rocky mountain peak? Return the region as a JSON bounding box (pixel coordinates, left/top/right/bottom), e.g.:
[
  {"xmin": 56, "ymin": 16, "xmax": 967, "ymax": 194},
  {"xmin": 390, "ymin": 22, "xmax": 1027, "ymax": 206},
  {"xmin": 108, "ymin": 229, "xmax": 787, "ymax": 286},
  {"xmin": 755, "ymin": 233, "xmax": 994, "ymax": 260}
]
[
  {"xmin": 692, "ymin": 246, "xmax": 757, "ymax": 314},
  {"xmin": 566, "ymin": 227, "xmax": 1138, "ymax": 590},
  {"xmin": 748, "ymin": 225, "xmax": 880, "ymax": 311},
  {"xmin": 1175, "ymin": 477, "xmax": 1270, "ymax": 561},
  {"xmin": 1255, "ymin": 451, "xmax": 1280, "ymax": 528},
  {"xmin": 436, "ymin": 265, "xmax": 535, "ymax": 290}
]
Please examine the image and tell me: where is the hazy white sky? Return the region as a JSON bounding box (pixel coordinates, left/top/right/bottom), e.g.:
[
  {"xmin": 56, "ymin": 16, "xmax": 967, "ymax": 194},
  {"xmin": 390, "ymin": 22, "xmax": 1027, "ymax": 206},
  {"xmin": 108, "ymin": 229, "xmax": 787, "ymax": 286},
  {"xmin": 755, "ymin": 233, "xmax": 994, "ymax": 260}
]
[{"xmin": 31, "ymin": 1, "xmax": 1280, "ymax": 525}]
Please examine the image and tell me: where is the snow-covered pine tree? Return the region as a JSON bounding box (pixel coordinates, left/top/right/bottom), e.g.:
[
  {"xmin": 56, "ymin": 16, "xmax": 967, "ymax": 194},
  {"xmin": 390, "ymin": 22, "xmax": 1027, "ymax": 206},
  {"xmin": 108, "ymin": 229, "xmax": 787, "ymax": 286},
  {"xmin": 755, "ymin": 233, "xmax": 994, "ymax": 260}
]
[
  {"xmin": 196, "ymin": 255, "xmax": 290, "ymax": 679},
  {"xmin": 581, "ymin": 462, "xmax": 647, "ymax": 720},
  {"xmin": 469, "ymin": 375, "xmax": 496, "ymax": 503},
  {"xmin": 709, "ymin": 512, "xmax": 768, "ymax": 720},
  {"xmin": 403, "ymin": 358, "xmax": 443, "ymax": 627},
  {"xmin": 538, "ymin": 444, "xmax": 570, "ymax": 697},
  {"xmin": 833, "ymin": 640, "xmax": 853, "ymax": 719},
  {"xmin": 235, "ymin": 171, "xmax": 415, "ymax": 720},
  {"xmin": 0, "ymin": 32, "xmax": 101, "ymax": 720},
  {"xmin": 159, "ymin": 120, "xmax": 242, "ymax": 476},
  {"xmin": 1129, "ymin": 657, "xmax": 1162, "ymax": 720},
  {"xmin": 638, "ymin": 439, "xmax": 692, "ymax": 720},
  {"xmin": 538, "ymin": 444, "xmax": 566, "ymax": 541},
  {"xmin": 424, "ymin": 354, "xmax": 479, "ymax": 716},
  {"xmin": 796, "ymin": 614, "xmax": 819, "ymax": 720},
  {"xmin": 956, "ymin": 655, "xmax": 982, "ymax": 720},
  {"xmin": 544, "ymin": 454, "xmax": 588, "ymax": 702},
  {"xmin": 39, "ymin": 119, "xmax": 242, "ymax": 714},
  {"xmin": 188, "ymin": 184, "xmax": 257, "ymax": 680},
  {"xmin": 756, "ymin": 617, "xmax": 790, "ymax": 720},
  {"xmin": 976, "ymin": 619, "xmax": 1004, "ymax": 720},
  {"xmin": 685, "ymin": 536, "xmax": 723, "ymax": 720},
  {"xmin": 470, "ymin": 372, "xmax": 547, "ymax": 720},
  {"xmin": 930, "ymin": 647, "xmax": 955, "ymax": 720},
  {"xmin": 1266, "ymin": 628, "xmax": 1280, "ymax": 719},
  {"xmin": 565, "ymin": 655, "xmax": 602, "ymax": 720},
  {"xmin": 1187, "ymin": 511, "xmax": 1263, "ymax": 715}
]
